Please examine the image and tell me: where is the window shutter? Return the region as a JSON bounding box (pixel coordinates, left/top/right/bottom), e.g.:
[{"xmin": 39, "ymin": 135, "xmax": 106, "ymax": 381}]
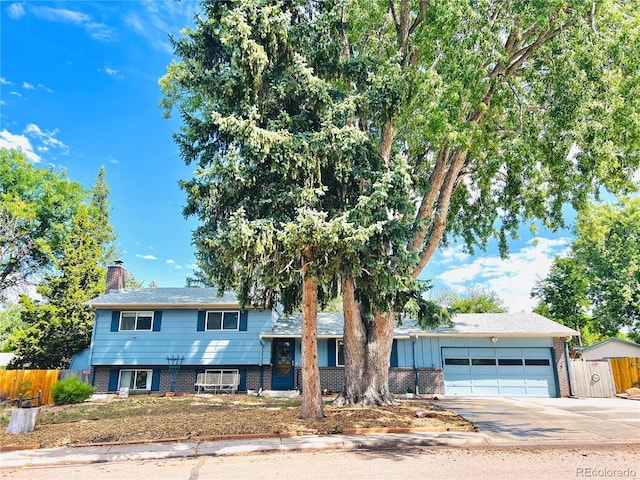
[
  {"xmin": 197, "ymin": 311, "xmax": 206, "ymax": 331},
  {"xmin": 327, "ymin": 339, "xmax": 337, "ymax": 367},
  {"xmin": 108, "ymin": 369, "xmax": 119, "ymax": 391},
  {"xmin": 239, "ymin": 369, "xmax": 247, "ymax": 391},
  {"xmin": 153, "ymin": 311, "xmax": 162, "ymax": 331},
  {"xmin": 390, "ymin": 339, "xmax": 399, "ymax": 367},
  {"xmin": 239, "ymin": 310, "xmax": 248, "ymax": 331},
  {"xmin": 151, "ymin": 369, "xmax": 161, "ymax": 391},
  {"xmin": 111, "ymin": 311, "xmax": 120, "ymax": 332}
]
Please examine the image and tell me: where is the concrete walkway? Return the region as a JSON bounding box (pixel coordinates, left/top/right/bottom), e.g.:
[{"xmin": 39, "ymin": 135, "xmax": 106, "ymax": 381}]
[{"xmin": 2, "ymin": 397, "xmax": 639, "ymax": 468}]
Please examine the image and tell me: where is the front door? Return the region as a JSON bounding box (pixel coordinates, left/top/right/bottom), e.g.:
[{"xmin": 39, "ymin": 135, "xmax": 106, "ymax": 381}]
[{"xmin": 271, "ymin": 338, "xmax": 295, "ymax": 390}]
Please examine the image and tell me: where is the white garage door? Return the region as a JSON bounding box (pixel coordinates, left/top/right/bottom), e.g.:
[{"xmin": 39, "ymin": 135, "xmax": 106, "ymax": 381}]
[{"xmin": 442, "ymin": 347, "xmax": 557, "ymax": 397}]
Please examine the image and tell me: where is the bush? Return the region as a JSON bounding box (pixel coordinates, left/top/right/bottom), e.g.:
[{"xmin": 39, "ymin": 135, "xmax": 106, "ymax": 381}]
[{"xmin": 51, "ymin": 376, "xmax": 95, "ymax": 405}]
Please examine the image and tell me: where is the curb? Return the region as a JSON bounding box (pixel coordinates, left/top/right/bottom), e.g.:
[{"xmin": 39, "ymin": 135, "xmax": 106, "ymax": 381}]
[{"xmin": 0, "ymin": 426, "xmax": 465, "ymax": 452}]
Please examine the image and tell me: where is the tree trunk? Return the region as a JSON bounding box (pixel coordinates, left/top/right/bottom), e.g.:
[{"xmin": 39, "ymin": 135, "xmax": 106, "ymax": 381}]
[
  {"xmin": 360, "ymin": 311, "xmax": 395, "ymax": 406},
  {"xmin": 333, "ymin": 276, "xmax": 367, "ymax": 406},
  {"xmin": 300, "ymin": 262, "xmax": 324, "ymax": 420},
  {"xmin": 335, "ymin": 286, "xmax": 396, "ymax": 406}
]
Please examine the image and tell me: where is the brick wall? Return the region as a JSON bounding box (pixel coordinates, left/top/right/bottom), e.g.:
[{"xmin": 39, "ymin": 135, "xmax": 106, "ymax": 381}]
[
  {"xmin": 93, "ymin": 366, "xmax": 270, "ymax": 393},
  {"xmin": 553, "ymin": 337, "xmax": 571, "ymax": 397}
]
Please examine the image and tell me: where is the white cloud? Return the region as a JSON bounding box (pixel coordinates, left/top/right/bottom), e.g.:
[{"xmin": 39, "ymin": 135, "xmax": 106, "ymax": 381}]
[
  {"xmin": 102, "ymin": 66, "xmax": 124, "ymax": 79},
  {"xmin": 6, "ymin": 2, "xmax": 26, "ymax": 20},
  {"xmin": 0, "ymin": 129, "xmax": 40, "ymax": 162},
  {"xmin": 136, "ymin": 254, "xmax": 157, "ymax": 260},
  {"xmin": 0, "ymin": 77, "xmax": 13, "ymax": 85},
  {"xmin": 22, "ymin": 82, "xmax": 35, "ymax": 90},
  {"xmin": 29, "ymin": 5, "xmax": 113, "ymax": 42},
  {"xmin": 437, "ymin": 237, "xmax": 571, "ymax": 313},
  {"xmin": 24, "ymin": 123, "xmax": 69, "ymax": 155},
  {"xmin": 10, "ymin": 91, "xmax": 21, "ymax": 97},
  {"xmin": 37, "ymin": 83, "xmax": 53, "ymax": 93},
  {"xmin": 436, "ymin": 245, "xmax": 471, "ymax": 265},
  {"xmin": 123, "ymin": 0, "xmax": 198, "ymax": 53},
  {"xmin": 166, "ymin": 259, "xmax": 175, "ymax": 264}
]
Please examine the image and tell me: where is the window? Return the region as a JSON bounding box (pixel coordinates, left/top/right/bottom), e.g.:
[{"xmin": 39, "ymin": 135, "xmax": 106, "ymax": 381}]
[
  {"xmin": 206, "ymin": 311, "xmax": 239, "ymax": 331},
  {"xmin": 498, "ymin": 359, "xmax": 523, "ymax": 366},
  {"xmin": 119, "ymin": 369, "xmax": 152, "ymax": 390},
  {"xmin": 337, "ymin": 340, "xmax": 345, "ymax": 367},
  {"xmin": 472, "ymin": 358, "xmax": 497, "ymax": 366},
  {"xmin": 119, "ymin": 311, "xmax": 153, "ymax": 331},
  {"xmin": 444, "ymin": 358, "xmax": 469, "ymax": 366},
  {"xmin": 525, "ymin": 359, "xmax": 550, "ymax": 366}
]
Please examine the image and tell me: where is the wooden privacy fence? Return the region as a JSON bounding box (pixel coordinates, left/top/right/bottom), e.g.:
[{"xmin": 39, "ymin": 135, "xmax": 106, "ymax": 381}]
[
  {"xmin": 610, "ymin": 357, "xmax": 640, "ymax": 393},
  {"xmin": 0, "ymin": 370, "xmax": 91, "ymax": 405},
  {"xmin": 568, "ymin": 360, "xmax": 616, "ymax": 397}
]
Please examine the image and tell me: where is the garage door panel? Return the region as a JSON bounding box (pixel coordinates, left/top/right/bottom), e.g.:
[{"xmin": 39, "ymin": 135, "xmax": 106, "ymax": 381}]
[
  {"xmin": 499, "ymin": 386, "xmax": 528, "ymax": 395},
  {"xmin": 443, "ymin": 347, "xmax": 557, "ymax": 397},
  {"xmin": 471, "ymin": 385, "xmax": 500, "ymax": 395}
]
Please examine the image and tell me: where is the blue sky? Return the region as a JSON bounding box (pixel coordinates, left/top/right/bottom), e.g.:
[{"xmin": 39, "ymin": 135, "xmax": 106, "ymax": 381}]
[{"xmin": 1, "ymin": 1, "xmax": 577, "ymax": 312}]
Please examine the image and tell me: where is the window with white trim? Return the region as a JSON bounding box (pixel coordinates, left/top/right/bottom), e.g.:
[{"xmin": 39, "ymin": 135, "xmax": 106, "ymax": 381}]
[
  {"xmin": 118, "ymin": 369, "xmax": 152, "ymax": 390},
  {"xmin": 337, "ymin": 339, "xmax": 345, "ymax": 367},
  {"xmin": 206, "ymin": 311, "xmax": 240, "ymax": 331},
  {"xmin": 119, "ymin": 311, "xmax": 153, "ymax": 331}
]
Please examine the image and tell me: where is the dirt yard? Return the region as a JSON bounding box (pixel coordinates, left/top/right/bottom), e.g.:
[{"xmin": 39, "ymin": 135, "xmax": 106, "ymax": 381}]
[{"xmin": 0, "ymin": 394, "xmax": 474, "ymax": 448}]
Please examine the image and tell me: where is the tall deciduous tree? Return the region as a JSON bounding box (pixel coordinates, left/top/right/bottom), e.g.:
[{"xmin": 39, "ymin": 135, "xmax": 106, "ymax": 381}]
[
  {"xmin": 0, "ymin": 149, "xmax": 85, "ymax": 300},
  {"xmin": 334, "ymin": 0, "xmax": 638, "ymax": 405},
  {"xmin": 163, "ymin": 0, "xmax": 639, "ymax": 406},
  {"xmin": 533, "ymin": 198, "xmax": 640, "ymax": 343}
]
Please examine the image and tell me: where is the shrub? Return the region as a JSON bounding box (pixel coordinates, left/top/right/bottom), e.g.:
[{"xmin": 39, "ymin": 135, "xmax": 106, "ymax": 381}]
[{"xmin": 51, "ymin": 376, "xmax": 95, "ymax": 405}]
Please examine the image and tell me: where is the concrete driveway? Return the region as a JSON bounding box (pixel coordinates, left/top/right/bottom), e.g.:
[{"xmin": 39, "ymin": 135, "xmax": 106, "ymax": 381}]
[{"xmin": 437, "ymin": 396, "xmax": 640, "ymax": 445}]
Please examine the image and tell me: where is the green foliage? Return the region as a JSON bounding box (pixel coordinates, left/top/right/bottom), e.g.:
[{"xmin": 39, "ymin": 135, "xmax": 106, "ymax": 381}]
[
  {"xmin": 51, "ymin": 376, "xmax": 95, "ymax": 405},
  {"xmin": 433, "ymin": 286, "xmax": 508, "ymax": 314},
  {"xmin": 163, "ymin": 1, "xmax": 640, "ymax": 401},
  {"xmin": 0, "ymin": 302, "xmax": 25, "ymax": 351},
  {"xmin": 0, "ymin": 149, "xmax": 86, "ymax": 300},
  {"xmin": 533, "ymin": 198, "xmax": 640, "ymax": 343},
  {"xmin": 89, "ymin": 167, "xmax": 118, "ymax": 268},
  {"xmin": 9, "ymin": 168, "xmax": 117, "ymax": 368}
]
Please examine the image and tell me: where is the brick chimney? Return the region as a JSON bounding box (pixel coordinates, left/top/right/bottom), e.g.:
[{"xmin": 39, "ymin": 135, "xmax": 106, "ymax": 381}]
[{"xmin": 106, "ymin": 260, "xmax": 126, "ymax": 292}]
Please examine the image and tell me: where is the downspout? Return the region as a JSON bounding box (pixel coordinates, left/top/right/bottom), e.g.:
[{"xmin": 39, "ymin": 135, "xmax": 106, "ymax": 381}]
[
  {"xmin": 88, "ymin": 306, "xmax": 97, "ymax": 387},
  {"xmin": 259, "ymin": 339, "xmax": 265, "ymax": 391},
  {"xmin": 412, "ymin": 335, "xmax": 418, "ymax": 395},
  {"xmin": 565, "ymin": 337, "xmax": 575, "ymax": 397}
]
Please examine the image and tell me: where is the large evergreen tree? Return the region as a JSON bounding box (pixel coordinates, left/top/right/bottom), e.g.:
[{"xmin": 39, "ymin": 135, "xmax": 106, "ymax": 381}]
[{"xmin": 163, "ymin": 0, "xmax": 639, "ymax": 406}]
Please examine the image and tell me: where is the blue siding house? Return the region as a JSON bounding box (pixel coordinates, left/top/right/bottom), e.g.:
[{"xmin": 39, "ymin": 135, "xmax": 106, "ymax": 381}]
[{"xmin": 85, "ymin": 262, "xmax": 577, "ymax": 397}]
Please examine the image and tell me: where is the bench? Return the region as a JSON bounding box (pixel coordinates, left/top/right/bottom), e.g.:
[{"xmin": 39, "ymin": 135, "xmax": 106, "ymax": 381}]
[{"xmin": 195, "ymin": 370, "xmax": 240, "ymax": 394}]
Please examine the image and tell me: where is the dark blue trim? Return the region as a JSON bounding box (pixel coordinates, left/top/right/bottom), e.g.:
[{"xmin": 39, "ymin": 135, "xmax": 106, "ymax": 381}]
[
  {"xmin": 197, "ymin": 311, "xmax": 206, "ymax": 331},
  {"xmin": 151, "ymin": 369, "xmax": 161, "ymax": 391},
  {"xmin": 110, "ymin": 311, "xmax": 120, "ymax": 332},
  {"xmin": 239, "ymin": 369, "xmax": 247, "ymax": 391},
  {"xmin": 327, "ymin": 338, "xmax": 337, "ymax": 367},
  {"xmin": 108, "ymin": 369, "xmax": 119, "ymax": 391},
  {"xmin": 153, "ymin": 311, "xmax": 162, "ymax": 331},
  {"xmin": 239, "ymin": 310, "xmax": 248, "ymax": 331},
  {"xmin": 390, "ymin": 339, "xmax": 399, "ymax": 367}
]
